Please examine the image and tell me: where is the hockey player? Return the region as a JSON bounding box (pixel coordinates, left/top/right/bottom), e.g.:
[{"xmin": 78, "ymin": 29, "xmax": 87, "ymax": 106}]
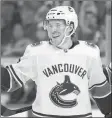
[{"xmin": 1, "ymin": 6, "xmax": 111, "ymax": 118}]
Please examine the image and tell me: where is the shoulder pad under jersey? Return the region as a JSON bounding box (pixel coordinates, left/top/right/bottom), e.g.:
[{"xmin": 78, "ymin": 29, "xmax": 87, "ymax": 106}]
[
  {"xmin": 23, "ymin": 41, "xmax": 48, "ymax": 57},
  {"xmin": 22, "ymin": 42, "xmax": 42, "ymax": 57},
  {"xmin": 79, "ymin": 41, "xmax": 100, "ymax": 58}
]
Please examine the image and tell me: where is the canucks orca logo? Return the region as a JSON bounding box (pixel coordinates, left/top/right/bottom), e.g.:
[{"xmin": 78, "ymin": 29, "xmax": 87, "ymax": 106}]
[{"xmin": 49, "ymin": 75, "xmax": 80, "ymax": 108}]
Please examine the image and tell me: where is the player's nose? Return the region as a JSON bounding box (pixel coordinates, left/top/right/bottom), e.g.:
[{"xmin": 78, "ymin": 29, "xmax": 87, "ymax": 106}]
[{"xmin": 52, "ymin": 26, "xmax": 58, "ymax": 32}]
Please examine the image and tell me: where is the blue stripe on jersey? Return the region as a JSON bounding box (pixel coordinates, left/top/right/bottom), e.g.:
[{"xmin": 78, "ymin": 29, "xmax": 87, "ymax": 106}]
[
  {"xmin": 32, "ymin": 110, "xmax": 92, "ymax": 118},
  {"xmin": 89, "ymin": 79, "xmax": 107, "ymax": 90},
  {"xmin": 6, "ymin": 65, "xmax": 23, "ymax": 86},
  {"xmin": 16, "ymin": 106, "xmax": 32, "ymax": 114},
  {"xmin": 89, "ymin": 81, "xmax": 111, "ymax": 98}
]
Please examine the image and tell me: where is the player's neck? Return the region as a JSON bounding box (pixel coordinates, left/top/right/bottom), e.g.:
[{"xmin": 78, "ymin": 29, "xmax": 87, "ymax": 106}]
[{"xmin": 59, "ymin": 37, "xmax": 73, "ymax": 50}]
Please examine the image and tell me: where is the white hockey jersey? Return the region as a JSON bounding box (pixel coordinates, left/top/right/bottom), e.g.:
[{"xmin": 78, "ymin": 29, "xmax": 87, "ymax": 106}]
[{"xmin": 7, "ymin": 41, "xmax": 111, "ymax": 118}]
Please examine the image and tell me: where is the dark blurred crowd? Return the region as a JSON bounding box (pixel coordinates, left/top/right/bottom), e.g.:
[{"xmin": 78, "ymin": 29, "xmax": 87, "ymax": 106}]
[{"xmin": 1, "ymin": 0, "xmax": 110, "ymax": 57}]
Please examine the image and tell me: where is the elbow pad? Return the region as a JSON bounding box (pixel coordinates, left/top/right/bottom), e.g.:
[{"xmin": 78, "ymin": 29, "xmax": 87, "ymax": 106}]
[{"xmin": 1, "ymin": 66, "xmax": 10, "ymax": 92}]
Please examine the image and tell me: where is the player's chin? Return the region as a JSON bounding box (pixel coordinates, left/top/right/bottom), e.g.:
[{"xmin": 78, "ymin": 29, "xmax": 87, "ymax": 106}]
[
  {"xmin": 53, "ymin": 42, "xmax": 61, "ymax": 47},
  {"xmin": 52, "ymin": 37, "xmax": 62, "ymax": 45}
]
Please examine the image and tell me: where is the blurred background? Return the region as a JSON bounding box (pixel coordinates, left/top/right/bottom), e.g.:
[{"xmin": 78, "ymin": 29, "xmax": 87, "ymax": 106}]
[{"xmin": 1, "ymin": 0, "xmax": 111, "ymax": 117}]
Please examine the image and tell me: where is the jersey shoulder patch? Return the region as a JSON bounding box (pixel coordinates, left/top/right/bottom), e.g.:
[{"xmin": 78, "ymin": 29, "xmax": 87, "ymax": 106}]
[
  {"xmin": 30, "ymin": 41, "xmax": 42, "ymax": 47},
  {"xmin": 85, "ymin": 41, "xmax": 97, "ymax": 48}
]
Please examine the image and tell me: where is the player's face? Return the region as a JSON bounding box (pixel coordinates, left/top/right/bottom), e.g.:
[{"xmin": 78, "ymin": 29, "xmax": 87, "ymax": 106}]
[{"xmin": 47, "ymin": 19, "xmax": 67, "ymax": 46}]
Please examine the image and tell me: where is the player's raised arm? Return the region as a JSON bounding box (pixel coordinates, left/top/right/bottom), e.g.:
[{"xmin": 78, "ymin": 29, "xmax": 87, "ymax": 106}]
[
  {"xmin": 1, "ymin": 45, "xmax": 38, "ymax": 92},
  {"xmin": 88, "ymin": 47, "xmax": 111, "ymax": 117}
]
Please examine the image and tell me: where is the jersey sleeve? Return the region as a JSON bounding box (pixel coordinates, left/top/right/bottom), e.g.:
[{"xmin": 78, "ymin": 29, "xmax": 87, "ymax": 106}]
[
  {"xmin": 6, "ymin": 45, "xmax": 38, "ymax": 91},
  {"xmin": 88, "ymin": 47, "xmax": 111, "ymax": 115},
  {"xmin": 88, "ymin": 47, "xmax": 111, "ymax": 99}
]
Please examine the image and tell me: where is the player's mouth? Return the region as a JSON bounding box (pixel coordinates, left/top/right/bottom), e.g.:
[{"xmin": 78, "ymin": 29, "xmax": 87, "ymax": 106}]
[
  {"xmin": 52, "ymin": 35, "xmax": 60, "ymax": 38},
  {"xmin": 52, "ymin": 32, "xmax": 60, "ymax": 38}
]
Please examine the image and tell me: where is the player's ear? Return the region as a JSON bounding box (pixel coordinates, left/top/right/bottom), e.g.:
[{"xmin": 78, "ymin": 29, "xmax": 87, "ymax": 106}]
[{"xmin": 68, "ymin": 24, "xmax": 74, "ymax": 33}]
